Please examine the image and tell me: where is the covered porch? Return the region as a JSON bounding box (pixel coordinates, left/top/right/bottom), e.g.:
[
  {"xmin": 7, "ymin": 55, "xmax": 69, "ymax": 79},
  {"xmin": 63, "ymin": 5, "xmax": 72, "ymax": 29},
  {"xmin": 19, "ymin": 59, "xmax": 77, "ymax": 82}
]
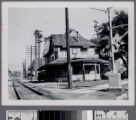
[
  {"xmin": 71, "ymin": 58, "xmax": 108, "ymax": 81},
  {"xmin": 72, "ymin": 63, "xmax": 100, "ymax": 81},
  {"xmin": 38, "ymin": 58, "xmax": 108, "ymax": 82}
]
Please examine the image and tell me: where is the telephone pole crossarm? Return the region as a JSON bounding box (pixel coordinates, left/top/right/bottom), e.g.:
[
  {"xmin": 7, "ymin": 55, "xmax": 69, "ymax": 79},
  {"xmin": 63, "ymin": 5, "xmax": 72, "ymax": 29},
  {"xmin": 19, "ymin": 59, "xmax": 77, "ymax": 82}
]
[{"xmin": 112, "ymin": 24, "xmax": 128, "ymax": 29}]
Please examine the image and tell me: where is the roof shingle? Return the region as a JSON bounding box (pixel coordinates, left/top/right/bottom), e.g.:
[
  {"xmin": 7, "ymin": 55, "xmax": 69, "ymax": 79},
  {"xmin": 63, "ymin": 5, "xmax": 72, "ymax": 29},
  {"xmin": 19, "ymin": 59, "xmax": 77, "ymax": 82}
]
[{"xmin": 51, "ymin": 34, "xmax": 96, "ymax": 48}]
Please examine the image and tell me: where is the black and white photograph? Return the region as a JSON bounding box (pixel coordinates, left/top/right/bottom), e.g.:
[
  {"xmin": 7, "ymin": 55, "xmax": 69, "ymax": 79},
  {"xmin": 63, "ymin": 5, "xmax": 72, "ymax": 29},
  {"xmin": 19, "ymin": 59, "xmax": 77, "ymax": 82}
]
[{"xmin": 2, "ymin": 2, "xmax": 134, "ymax": 105}]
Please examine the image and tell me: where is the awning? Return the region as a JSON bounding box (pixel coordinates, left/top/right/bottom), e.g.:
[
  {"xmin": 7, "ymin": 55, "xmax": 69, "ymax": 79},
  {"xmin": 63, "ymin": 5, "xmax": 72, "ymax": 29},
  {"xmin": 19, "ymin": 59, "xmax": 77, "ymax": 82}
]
[
  {"xmin": 72, "ymin": 58, "xmax": 108, "ymax": 64},
  {"xmin": 38, "ymin": 57, "xmax": 108, "ymax": 71},
  {"xmin": 38, "ymin": 58, "xmax": 67, "ymax": 71}
]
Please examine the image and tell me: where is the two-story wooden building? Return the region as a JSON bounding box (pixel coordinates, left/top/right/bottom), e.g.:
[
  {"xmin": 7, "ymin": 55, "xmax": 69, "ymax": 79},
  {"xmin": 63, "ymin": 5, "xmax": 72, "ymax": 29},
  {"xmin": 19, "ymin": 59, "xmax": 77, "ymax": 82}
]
[{"xmin": 38, "ymin": 29, "xmax": 108, "ymax": 82}]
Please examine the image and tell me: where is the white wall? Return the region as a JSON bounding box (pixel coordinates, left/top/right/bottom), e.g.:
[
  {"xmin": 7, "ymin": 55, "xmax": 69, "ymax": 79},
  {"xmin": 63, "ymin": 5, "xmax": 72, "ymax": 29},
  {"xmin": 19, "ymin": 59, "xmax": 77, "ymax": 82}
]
[{"xmin": 58, "ymin": 47, "xmax": 99, "ymax": 59}]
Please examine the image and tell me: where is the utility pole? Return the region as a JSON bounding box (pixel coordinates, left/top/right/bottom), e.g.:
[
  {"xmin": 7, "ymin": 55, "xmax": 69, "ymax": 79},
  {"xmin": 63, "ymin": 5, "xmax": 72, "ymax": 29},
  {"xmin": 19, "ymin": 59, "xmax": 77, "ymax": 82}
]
[
  {"xmin": 65, "ymin": 8, "xmax": 73, "ymax": 89},
  {"xmin": 91, "ymin": 7, "xmax": 128, "ymax": 73},
  {"xmin": 107, "ymin": 8, "xmax": 115, "ymax": 72},
  {"xmin": 90, "ymin": 7, "xmax": 115, "ymax": 72},
  {"xmin": 30, "ymin": 46, "xmax": 33, "ymax": 80},
  {"xmin": 34, "ymin": 30, "xmax": 38, "ymax": 78},
  {"xmin": 90, "ymin": 7, "xmax": 128, "ymax": 89},
  {"xmin": 26, "ymin": 45, "xmax": 35, "ymax": 81},
  {"xmin": 34, "ymin": 34, "xmax": 37, "ymax": 60},
  {"xmin": 23, "ymin": 59, "xmax": 27, "ymax": 79}
]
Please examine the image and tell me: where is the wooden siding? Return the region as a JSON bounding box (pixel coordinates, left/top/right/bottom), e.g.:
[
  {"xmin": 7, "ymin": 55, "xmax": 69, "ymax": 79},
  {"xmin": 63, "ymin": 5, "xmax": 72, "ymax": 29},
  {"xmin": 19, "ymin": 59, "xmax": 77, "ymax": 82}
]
[{"xmin": 57, "ymin": 47, "xmax": 99, "ymax": 59}]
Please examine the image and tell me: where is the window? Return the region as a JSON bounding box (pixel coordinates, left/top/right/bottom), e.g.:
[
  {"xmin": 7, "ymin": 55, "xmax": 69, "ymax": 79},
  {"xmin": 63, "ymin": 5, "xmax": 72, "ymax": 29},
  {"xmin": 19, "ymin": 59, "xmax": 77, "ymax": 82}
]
[
  {"xmin": 96, "ymin": 65, "xmax": 99, "ymax": 73},
  {"xmin": 55, "ymin": 51, "xmax": 58, "ymax": 59},
  {"xmin": 60, "ymin": 47, "xmax": 66, "ymax": 51},
  {"xmin": 73, "ymin": 66, "xmax": 82, "ymax": 75},
  {"xmin": 72, "ymin": 48, "xmax": 78, "ymax": 54},
  {"xmin": 85, "ymin": 65, "xmax": 95, "ymax": 74},
  {"xmin": 56, "ymin": 70, "xmax": 65, "ymax": 77},
  {"xmin": 51, "ymin": 56, "xmax": 55, "ymax": 61},
  {"xmin": 84, "ymin": 65, "xmax": 99, "ymax": 74},
  {"xmin": 81, "ymin": 48, "xmax": 87, "ymax": 52}
]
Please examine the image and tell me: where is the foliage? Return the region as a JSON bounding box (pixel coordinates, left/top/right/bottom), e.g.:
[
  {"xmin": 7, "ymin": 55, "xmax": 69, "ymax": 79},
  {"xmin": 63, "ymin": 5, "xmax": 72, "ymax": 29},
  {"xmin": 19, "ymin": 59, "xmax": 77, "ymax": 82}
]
[
  {"xmin": 23, "ymin": 61, "xmax": 27, "ymax": 78},
  {"xmin": 93, "ymin": 10, "xmax": 128, "ymax": 72},
  {"xmin": 34, "ymin": 29, "xmax": 43, "ymax": 38},
  {"xmin": 12, "ymin": 71, "xmax": 21, "ymax": 78}
]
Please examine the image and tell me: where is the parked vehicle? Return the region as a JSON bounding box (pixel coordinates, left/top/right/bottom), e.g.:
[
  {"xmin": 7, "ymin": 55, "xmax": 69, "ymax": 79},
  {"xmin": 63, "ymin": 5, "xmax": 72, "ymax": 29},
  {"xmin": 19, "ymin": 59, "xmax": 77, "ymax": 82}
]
[{"xmin": 37, "ymin": 70, "xmax": 46, "ymax": 81}]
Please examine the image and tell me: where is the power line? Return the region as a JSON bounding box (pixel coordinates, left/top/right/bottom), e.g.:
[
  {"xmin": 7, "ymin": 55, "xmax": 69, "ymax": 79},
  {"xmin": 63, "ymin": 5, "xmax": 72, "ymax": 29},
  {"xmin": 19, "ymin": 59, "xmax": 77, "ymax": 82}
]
[{"xmin": 90, "ymin": 7, "xmax": 107, "ymax": 13}]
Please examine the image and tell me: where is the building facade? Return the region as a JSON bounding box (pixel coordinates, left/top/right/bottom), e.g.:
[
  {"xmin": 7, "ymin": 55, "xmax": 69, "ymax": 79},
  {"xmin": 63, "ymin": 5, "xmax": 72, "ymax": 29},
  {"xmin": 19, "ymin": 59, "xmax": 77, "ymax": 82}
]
[{"xmin": 39, "ymin": 29, "xmax": 108, "ymax": 82}]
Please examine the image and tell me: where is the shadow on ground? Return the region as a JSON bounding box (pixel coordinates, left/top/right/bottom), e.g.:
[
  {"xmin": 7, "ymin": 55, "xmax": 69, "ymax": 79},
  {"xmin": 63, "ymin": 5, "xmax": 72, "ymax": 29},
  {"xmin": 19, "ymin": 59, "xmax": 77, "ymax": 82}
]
[{"xmin": 28, "ymin": 81, "xmax": 45, "ymax": 84}]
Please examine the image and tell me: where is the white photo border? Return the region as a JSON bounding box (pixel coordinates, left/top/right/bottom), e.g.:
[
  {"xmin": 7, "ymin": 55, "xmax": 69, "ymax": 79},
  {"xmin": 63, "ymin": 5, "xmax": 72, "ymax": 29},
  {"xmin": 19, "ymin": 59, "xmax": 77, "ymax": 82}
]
[{"xmin": 2, "ymin": 1, "xmax": 135, "ymax": 106}]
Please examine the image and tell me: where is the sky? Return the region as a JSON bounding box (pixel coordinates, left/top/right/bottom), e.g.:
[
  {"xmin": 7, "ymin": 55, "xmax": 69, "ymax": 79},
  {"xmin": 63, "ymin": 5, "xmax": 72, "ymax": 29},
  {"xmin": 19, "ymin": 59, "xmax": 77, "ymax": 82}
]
[{"xmin": 8, "ymin": 7, "xmax": 127, "ymax": 71}]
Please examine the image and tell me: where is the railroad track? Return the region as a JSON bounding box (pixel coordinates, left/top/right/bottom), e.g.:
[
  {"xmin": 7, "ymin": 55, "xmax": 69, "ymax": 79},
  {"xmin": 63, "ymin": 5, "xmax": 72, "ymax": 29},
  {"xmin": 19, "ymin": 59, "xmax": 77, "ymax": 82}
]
[{"xmin": 13, "ymin": 80, "xmax": 57, "ymax": 100}]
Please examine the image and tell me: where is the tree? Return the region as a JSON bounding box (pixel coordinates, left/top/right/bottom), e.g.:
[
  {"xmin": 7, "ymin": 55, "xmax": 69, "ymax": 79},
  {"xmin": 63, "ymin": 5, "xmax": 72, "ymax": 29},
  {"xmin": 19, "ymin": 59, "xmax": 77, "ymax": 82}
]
[
  {"xmin": 8, "ymin": 68, "xmax": 12, "ymax": 78},
  {"xmin": 12, "ymin": 71, "xmax": 21, "ymax": 78},
  {"xmin": 112, "ymin": 11, "xmax": 128, "ymax": 73},
  {"xmin": 34, "ymin": 30, "xmax": 43, "ymax": 39},
  {"xmin": 33, "ymin": 29, "xmax": 43, "ymax": 78}
]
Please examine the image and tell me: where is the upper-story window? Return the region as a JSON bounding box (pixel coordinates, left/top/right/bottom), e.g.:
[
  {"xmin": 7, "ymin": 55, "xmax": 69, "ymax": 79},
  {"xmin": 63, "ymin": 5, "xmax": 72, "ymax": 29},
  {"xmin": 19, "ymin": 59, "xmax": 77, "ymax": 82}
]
[
  {"xmin": 81, "ymin": 48, "xmax": 87, "ymax": 52},
  {"xmin": 72, "ymin": 48, "xmax": 78, "ymax": 54},
  {"xmin": 60, "ymin": 47, "xmax": 66, "ymax": 51},
  {"xmin": 69, "ymin": 29, "xmax": 78, "ymax": 37}
]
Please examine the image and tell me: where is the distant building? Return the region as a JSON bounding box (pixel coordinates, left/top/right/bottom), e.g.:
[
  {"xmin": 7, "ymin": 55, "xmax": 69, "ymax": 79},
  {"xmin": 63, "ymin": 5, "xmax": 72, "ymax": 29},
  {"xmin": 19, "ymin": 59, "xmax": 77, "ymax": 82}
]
[{"xmin": 39, "ymin": 29, "xmax": 108, "ymax": 82}]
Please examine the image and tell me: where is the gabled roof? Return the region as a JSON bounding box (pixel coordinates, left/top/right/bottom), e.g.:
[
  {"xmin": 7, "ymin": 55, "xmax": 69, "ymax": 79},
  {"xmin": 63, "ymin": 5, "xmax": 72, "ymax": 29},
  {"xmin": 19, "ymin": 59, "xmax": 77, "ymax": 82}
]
[{"xmin": 50, "ymin": 33, "xmax": 96, "ymax": 48}]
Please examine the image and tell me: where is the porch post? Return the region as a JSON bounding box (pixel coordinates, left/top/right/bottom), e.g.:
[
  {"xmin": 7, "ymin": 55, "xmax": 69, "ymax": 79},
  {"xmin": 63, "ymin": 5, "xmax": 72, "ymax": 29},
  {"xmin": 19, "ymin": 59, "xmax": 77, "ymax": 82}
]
[
  {"xmin": 82, "ymin": 63, "xmax": 86, "ymax": 82},
  {"xmin": 99, "ymin": 64, "xmax": 100, "ymax": 74},
  {"xmin": 71, "ymin": 66, "xmax": 73, "ymax": 82},
  {"xmin": 99, "ymin": 64, "xmax": 100, "ymax": 79},
  {"xmin": 95, "ymin": 63, "xmax": 97, "ymax": 80}
]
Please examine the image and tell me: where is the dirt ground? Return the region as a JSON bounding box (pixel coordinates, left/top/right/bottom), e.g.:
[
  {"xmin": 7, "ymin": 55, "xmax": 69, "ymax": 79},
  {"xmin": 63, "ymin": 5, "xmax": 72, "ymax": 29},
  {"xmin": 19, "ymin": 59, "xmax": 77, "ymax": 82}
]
[{"xmin": 17, "ymin": 79, "xmax": 128, "ymax": 100}]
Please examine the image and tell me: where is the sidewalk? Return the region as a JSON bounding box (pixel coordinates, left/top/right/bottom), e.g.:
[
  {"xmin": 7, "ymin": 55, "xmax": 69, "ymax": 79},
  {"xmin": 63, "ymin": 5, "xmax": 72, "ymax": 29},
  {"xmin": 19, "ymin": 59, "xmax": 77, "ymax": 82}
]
[{"xmin": 20, "ymin": 79, "xmax": 128, "ymax": 100}]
